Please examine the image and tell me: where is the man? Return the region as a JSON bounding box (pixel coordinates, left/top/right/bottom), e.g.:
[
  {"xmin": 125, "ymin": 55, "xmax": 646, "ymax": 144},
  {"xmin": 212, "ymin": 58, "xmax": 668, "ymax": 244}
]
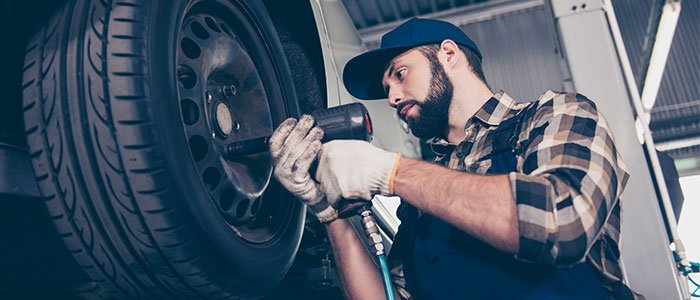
[{"xmin": 270, "ymin": 17, "xmax": 638, "ymax": 299}]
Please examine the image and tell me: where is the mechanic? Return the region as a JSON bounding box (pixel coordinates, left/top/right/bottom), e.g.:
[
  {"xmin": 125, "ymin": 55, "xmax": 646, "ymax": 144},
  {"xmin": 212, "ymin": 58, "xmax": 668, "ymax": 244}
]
[{"xmin": 269, "ymin": 17, "xmax": 640, "ymax": 299}]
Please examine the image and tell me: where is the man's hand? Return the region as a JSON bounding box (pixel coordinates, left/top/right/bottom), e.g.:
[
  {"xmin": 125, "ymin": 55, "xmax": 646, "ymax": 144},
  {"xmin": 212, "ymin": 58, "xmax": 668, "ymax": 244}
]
[
  {"xmin": 269, "ymin": 115, "xmax": 336, "ymax": 222},
  {"xmin": 315, "ymin": 140, "xmax": 401, "ymax": 205}
]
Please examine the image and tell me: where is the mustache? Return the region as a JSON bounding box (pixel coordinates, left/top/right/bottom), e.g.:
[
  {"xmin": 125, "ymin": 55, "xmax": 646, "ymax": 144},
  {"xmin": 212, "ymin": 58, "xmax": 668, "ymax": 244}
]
[{"xmin": 396, "ymin": 99, "xmax": 420, "ymax": 118}]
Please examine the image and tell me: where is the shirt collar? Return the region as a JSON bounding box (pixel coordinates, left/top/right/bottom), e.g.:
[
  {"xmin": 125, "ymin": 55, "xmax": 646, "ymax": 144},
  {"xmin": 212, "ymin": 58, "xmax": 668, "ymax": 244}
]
[
  {"xmin": 426, "ymin": 90, "xmax": 520, "ymax": 155},
  {"xmin": 426, "ymin": 137, "xmax": 454, "ymax": 155},
  {"xmin": 472, "ymin": 90, "xmax": 520, "ymax": 127}
]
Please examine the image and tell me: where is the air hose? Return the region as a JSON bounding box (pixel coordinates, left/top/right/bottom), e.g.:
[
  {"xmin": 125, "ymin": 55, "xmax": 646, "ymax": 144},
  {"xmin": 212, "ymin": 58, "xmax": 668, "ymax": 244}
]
[
  {"xmin": 358, "ymin": 208, "xmax": 396, "ymax": 300},
  {"xmin": 686, "ymin": 261, "xmax": 700, "ymax": 297},
  {"xmin": 337, "ymin": 200, "xmax": 396, "ymax": 300},
  {"xmin": 377, "ymin": 253, "xmax": 396, "ymax": 300}
]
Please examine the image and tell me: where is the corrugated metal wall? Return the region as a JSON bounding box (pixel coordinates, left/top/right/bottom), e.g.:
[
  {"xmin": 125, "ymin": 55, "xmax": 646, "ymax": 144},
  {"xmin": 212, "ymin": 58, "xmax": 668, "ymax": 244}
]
[
  {"xmin": 455, "ymin": 5, "xmax": 565, "ymax": 102},
  {"xmin": 612, "ymin": 0, "xmax": 700, "ymax": 161}
]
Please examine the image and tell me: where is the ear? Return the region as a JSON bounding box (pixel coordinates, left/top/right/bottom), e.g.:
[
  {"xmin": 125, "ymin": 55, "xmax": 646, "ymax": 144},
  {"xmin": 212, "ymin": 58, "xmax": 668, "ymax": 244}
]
[{"xmin": 439, "ymin": 39, "xmax": 461, "ymax": 70}]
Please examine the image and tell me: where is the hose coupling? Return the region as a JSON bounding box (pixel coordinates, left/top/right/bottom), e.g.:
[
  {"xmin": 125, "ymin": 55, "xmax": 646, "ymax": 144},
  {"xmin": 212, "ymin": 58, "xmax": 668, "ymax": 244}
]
[{"xmin": 360, "ymin": 209, "xmax": 384, "ymax": 256}]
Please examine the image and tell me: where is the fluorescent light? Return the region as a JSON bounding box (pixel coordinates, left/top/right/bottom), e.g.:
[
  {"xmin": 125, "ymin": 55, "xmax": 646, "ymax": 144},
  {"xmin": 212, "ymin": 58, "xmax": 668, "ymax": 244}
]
[{"xmin": 640, "ymin": 1, "xmax": 681, "ymax": 112}]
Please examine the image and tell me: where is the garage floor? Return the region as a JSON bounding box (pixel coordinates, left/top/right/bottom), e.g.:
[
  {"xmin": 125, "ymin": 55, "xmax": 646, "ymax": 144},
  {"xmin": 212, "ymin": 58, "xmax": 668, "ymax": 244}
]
[{"xmin": 0, "ymin": 195, "xmax": 90, "ymax": 299}]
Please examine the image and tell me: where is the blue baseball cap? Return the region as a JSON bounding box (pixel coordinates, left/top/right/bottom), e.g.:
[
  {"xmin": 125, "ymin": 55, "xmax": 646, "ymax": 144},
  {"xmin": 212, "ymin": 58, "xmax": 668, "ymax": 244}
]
[{"xmin": 343, "ymin": 17, "xmax": 482, "ymax": 100}]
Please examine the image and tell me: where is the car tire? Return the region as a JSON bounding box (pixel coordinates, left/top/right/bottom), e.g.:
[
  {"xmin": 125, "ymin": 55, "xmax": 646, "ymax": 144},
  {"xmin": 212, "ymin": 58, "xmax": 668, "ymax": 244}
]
[{"xmin": 22, "ymin": 0, "xmax": 307, "ymax": 299}]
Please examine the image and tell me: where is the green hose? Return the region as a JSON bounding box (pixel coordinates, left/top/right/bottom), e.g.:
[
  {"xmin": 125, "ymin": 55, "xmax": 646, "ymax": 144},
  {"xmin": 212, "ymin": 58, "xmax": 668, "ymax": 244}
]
[{"xmin": 377, "ymin": 254, "xmax": 396, "ymax": 300}]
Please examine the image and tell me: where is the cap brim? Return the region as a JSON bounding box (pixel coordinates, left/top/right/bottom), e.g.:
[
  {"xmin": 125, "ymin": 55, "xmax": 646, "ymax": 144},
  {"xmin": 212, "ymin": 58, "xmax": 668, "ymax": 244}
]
[{"xmin": 343, "ymin": 45, "xmax": 414, "ymax": 100}]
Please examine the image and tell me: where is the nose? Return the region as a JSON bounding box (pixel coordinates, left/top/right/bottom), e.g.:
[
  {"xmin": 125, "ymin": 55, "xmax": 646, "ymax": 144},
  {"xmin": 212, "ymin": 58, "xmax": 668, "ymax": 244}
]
[{"xmin": 387, "ymin": 85, "xmax": 403, "ymax": 108}]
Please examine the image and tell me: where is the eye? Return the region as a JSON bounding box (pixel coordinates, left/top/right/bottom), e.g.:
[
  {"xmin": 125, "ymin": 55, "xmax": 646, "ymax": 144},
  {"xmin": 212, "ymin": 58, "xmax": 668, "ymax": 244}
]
[{"xmin": 396, "ymin": 68, "xmax": 407, "ymax": 80}]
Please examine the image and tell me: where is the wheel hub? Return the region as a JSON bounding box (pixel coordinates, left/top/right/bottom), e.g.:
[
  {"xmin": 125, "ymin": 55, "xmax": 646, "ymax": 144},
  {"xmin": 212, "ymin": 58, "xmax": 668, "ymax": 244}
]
[{"xmin": 215, "ymin": 101, "xmax": 233, "ymax": 137}]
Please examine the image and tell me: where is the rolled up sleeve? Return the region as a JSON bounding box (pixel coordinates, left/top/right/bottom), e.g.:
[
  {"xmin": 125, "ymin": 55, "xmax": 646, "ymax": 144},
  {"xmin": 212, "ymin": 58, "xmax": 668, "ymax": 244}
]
[{"xmin": 509, "ymin": 93, "xmax": 629, "ymax": 266}]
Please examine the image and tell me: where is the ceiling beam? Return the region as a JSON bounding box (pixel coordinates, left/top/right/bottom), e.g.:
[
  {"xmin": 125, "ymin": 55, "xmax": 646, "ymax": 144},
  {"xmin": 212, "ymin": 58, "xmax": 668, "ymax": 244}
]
[{"xmin": 359, "ymin": 0, "xmax": 543, "ymax": 43}]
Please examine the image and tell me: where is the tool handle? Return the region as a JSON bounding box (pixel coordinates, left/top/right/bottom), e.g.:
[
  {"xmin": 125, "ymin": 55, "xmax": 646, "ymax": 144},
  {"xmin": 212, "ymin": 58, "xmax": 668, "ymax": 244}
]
[
  {"xmin": 336, "ymin": 199, "xmax": 372, "ymax": 219},
  {"xmin": 225, "ymin": 136, "xmax": 269, "ymax": 157}
]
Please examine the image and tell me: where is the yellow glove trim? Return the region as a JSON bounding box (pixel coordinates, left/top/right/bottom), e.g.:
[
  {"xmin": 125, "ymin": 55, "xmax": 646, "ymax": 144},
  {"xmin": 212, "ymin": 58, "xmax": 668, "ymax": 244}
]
[
  {"xmin": 319, "ymin": 212, "xmax": 339, "ymax": 224},
  {"xmin": 388, "ymin": 153, "xmax": 402, "ymax": 195}
]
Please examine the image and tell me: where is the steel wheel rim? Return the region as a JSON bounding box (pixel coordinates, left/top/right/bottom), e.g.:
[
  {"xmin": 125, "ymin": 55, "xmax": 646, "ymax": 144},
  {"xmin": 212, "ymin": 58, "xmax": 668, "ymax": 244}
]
[{"xmin": 175, "ymin": 5, "xmax": 292, "ymax": 244}]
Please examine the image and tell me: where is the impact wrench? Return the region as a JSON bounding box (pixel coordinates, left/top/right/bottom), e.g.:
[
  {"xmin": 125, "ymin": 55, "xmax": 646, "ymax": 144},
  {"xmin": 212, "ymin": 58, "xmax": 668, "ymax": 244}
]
[
  {"xmin": 224, "ymin": 102, "xmax": 373, "ymax": 156},
  {"xmin": 224, "ymin": 103, "xmax": 395, "ymax": 300}
]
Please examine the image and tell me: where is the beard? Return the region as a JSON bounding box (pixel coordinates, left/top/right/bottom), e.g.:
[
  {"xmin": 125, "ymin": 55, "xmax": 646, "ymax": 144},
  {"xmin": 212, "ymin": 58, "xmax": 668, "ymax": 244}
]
[{"xmin": 398, "ymin": 58, "xmax": 454, "ymax": 139}]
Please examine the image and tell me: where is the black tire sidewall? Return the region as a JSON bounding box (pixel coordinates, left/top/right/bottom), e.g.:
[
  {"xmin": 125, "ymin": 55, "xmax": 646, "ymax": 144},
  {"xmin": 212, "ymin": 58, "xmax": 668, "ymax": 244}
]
[{"xmin": 148, "ymin": 0, "xmax": 304, "ymax": 288}]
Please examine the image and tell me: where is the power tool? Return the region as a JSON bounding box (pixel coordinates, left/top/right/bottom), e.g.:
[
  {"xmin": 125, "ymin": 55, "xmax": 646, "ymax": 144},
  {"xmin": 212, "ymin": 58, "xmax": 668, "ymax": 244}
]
[
  {"xmin": 224, "ymin": 102, "xmax": 373, "ymax": 157},
  {"xmin": 224, "ymin": 102, "xmax": 395, "ymax": 300}
]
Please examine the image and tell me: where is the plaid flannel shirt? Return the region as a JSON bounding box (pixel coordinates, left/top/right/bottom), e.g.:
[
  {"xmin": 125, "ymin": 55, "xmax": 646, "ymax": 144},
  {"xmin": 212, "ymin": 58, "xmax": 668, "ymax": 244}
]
[{"xmin": 390, "ymin": 90, "xmax": 635, "ymax": 299}]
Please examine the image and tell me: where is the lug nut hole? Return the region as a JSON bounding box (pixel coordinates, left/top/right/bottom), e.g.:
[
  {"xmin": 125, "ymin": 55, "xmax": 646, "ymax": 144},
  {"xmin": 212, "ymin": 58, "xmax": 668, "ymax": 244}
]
[
  {"xmin": 220, "ymin": 189, "xmax": 235, "ymax": 211},
  {"xmin": 189, "ymin": 135, "xmax": 208, "ymax": 161},
  {"xmin": 177, "ymin": 64, "xmax": 197, "ymax": 89},
  {"xmin": 205, "ymin": 17, "xmax": 221, "ymax": 32},
  {"xmin": 180, "ymin": 98, "xmax": 199, "ymax": 125},
  {"xmin": 236, "ymin": 198, "xmax": 250, "ymax": 218},
  {"xmin": 181, "ymin": 37, "xmax": 201, "ymax": 60},
  {"xmin": 202, "ymin": 167, "xmax": 221, "ymax": 191},
  {"xmin": 191, "ymin": 21, "xmax": 209, "ymax": 40}
]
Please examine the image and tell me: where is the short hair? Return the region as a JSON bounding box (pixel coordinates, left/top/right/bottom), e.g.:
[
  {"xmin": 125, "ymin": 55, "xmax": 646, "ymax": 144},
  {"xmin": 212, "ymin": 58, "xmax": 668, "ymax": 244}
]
[{"xmin": 415, "ymin": 43, "xmax": 488, "ymax": 85}]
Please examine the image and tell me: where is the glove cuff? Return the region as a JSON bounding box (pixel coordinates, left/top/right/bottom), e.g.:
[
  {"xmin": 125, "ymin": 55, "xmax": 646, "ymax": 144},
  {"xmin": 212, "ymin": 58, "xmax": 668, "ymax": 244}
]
[
  {"xmin": 388, "ymin": 153, "xmax": 402, "ymax": 194},
  {"xmin": 372, "ymin": 151, "xmax": 401, "ymax": 196},
  {"xmin": 312, "ymin": 203, "xmax": 338, "ymax": 223}
]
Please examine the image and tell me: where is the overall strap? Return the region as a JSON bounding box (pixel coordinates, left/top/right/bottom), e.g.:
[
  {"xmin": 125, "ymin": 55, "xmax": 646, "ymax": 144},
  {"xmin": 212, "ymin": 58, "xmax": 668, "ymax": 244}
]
[
  {"xmin": 491, "ymin": 100, "xmax": 540, "ymax": 155},
  {"xmin": 488, "ymin": 100, "xmax": 540, "ymax": 174}
]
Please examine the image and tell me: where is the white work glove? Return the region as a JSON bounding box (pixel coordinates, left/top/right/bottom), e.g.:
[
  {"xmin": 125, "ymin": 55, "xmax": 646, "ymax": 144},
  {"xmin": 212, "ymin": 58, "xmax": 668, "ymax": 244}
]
[
  {"xmin": 315, "ymin": 140, "xmax": 402, "ymax": 206},
  {"xmin": 269, "ymin": 115, "xmax": 337, "ymax": 223}
]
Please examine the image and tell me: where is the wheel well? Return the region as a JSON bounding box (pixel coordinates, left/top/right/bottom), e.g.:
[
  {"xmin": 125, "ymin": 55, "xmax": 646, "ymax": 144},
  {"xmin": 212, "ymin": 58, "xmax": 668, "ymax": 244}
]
[{"xmin": 262, "ymin": 0, "xmax": 328, "ymax": 113}]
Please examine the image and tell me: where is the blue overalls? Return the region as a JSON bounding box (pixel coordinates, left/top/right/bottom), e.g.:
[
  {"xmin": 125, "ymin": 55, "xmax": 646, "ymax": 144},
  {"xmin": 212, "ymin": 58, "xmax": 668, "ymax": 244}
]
[{"xmin": 390, "ymin": 102, "xmax": 612, "ymax": 299}]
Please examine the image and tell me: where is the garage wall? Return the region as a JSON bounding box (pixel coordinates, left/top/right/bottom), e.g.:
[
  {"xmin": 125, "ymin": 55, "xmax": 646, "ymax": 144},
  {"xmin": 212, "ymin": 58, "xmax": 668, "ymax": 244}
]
[
  {"xmin": 612, "ymin": 0, "xmax": 700, "ymax": 174},
  {"xmin": 452, "ymin": 5, "xmax": 566, "ymax": 102}
]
